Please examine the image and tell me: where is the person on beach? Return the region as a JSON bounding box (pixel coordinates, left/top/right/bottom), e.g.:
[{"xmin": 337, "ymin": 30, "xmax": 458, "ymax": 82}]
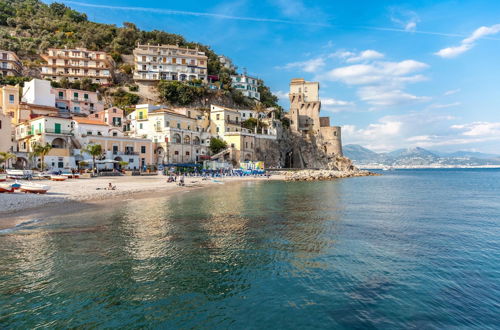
[{"xmin": 107, "ymin": 182, "xmax": 116, "ymax": 190}]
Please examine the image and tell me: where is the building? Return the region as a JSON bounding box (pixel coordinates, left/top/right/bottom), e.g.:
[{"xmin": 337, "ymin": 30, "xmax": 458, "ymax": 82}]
[
  {"xmin": 231, "ymin": 74, "xmax": 260, "ymax": 100},
  {"xmin": 93, "ymin": 107, "xmax": 125, "ymax": 130},
  {"xmin": 0, "ymin": 50, "xmax": 22, "ymax": 76},
  {"xmin": 209, "ymin": 105, "xmax": 243, "ymax": 138},
  {"xmin": 133, "ymin": 44, "xmax": 208, "ymax": 83},
  {"xmin": 0, "ymin": 112, "xmax": 13, "ymax": 152},
  {"xmin": 52, "ymin": 87, "xmax": 103, "ymax": 115},
  {"xmin": 287, "ymin": 78, "xmax": 342, "ymax": 157},
  {"xmin": 218, "ymin": 55, "xmax": 236, "ymax": 72},
  {"xmin": 128, "ymin": 107, "xmax": 209, "ymax": 164},
  {"xmin": 40, "ymin": 47, "xmax": 113, "ymax": 84},
  {"xmin": 0, "ymin": 84, "xmax": 21, "ymax": 118},
  {"xmin": 21, "ymin": 79, "xmax": 56, "ymax": 108},
  {"xmin": 14, "ymin": 115, "xmax": 154, "ymax": 170}
]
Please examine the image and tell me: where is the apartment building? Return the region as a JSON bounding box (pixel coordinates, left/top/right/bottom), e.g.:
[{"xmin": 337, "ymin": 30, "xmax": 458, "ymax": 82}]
[
  {"xmin": 93, "ymin": 107, "xmax": 125, "ymax": 130},
  {"xmin": 133, "ymin": 44, "xmax": 208, "ymax": 82},
  {"xmin": 40, "ymin": 47, "xmax": 112, "ymax": 84},
  {"xmin": 128, "ymin": 107, "xmax": 209, "ymax": 164},
  {"xmin": 0, "ymin": 84, "xmax": 20, "ymax": 118},
  {"xmin": 15, "ymin": 115, "xmax": 153, "ymax": 170},
  {"xmin": 0, "ymin": 50, "xmax": 22, "ymax": 76},
  {"xmin": 218, "ymin": 55, "xmax": 236, "ymax": 72},
  {"xmin": 209, "ymin": 105, "xmax": 243, "ymax": 138},
  {"xmin": 52, "ymin": 87, "xmax": 103, "ymax": 114},
  {"xmin": 231, "ymin": 74, "xmax": 260, "ymax": 100}
]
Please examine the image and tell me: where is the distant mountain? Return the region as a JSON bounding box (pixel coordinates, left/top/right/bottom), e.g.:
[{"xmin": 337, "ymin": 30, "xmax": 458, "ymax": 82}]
[{"xmin": 344, "ymin": 144, "xmax": 500, "ymax": 167}]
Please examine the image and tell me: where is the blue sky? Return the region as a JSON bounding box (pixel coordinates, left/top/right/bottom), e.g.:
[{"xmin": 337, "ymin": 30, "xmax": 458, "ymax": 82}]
[{"xmin": 47, "ymin": 0, "xmax": 500, "ymax": 153}]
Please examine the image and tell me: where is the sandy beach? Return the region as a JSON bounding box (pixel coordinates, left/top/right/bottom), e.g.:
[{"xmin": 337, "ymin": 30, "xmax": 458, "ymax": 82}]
[{"xmin": 0, "ymin": 174, "xmax": 284, "ymax": 226}]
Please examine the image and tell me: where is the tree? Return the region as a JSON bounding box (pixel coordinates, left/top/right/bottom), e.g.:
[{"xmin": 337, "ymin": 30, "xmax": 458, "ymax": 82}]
[
  {"xmin": 209, "ymin": 137, "xmax": 227, "ymax": 155},
  {"xmin": 252, "ymin": 102, "xmax": 267, "ymax": 134},
  {"xmin": 83, "ymin": 144, "xmax": 102, "ymax": 173},
  {"xmin": 32, "ymin": 143, "xmax": 52, "ymax": 170},
  {"xmin": 0, "ymin": 152, "xmax": 16, "ymax": 169},
  {"xmin": 242, "ymin": 118, "xmax": 258, "ymax": 131}
]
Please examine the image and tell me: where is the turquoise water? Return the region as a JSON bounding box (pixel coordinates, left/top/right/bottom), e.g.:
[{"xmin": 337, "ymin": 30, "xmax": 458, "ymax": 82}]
[{"xmin": 1, "ymin": 169, "xmax": 499, "ymax": 328}]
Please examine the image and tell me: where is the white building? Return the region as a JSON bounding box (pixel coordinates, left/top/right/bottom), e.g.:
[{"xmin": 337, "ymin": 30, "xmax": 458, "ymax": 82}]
[
  {"xmin": 21, "ymin": 79, "xmax": 56, "ymax": 108},
  {"xmin": 133, "ymin": 44, "xmax": 208, "ymax": 82},
  {"xmin": 231, "ymin": 74, "xmax": 260, "ymax": 100}
]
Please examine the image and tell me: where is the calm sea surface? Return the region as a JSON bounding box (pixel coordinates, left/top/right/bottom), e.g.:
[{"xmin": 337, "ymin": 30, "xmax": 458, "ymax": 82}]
[{"xmin": 1, "ymin": 169, "xmax": 499, "ymax": 329}]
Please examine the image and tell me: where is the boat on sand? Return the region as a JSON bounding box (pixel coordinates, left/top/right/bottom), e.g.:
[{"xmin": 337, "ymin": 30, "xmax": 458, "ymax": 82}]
[
  {"xmin": 0, "ymin": 174, "xmax": 6, "ymax": 182},
  {"xmin": 19, "ymin": 183, "xmax": 50, "ymax": 194},
  {"xmin": 51, "ymin": 175, "xmax": 67, "ymax": 181},
  {"xmin": 0, "ymin": 183, "xmax": 14, "ymax": 193}
]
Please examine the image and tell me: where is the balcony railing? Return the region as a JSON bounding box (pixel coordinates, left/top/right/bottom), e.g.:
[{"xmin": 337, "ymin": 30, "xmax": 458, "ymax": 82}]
[
  {"xmin": 112, "ymin": 151, "xmax": 139, "ymax": 156},
  {"xmin": 45, "ymin": 128, "xmax": 73, "ymax": 135}
]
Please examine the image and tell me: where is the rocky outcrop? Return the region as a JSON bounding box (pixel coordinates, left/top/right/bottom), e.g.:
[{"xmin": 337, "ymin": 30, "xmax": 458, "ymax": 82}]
[{"xmin": 278, "ymin": 169, "xmax": 379, "ymax": 181}]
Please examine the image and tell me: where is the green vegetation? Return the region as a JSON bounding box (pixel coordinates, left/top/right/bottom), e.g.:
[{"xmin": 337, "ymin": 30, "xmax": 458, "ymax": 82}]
[
  {"xmin": 0, "ymin": 0, "xmax": 283, "ymax": 110},
  {"xmin": 32, "ymin": 142, "xmax": 52, "ymax": 170},
  {"xmin": 112, "ymin": 88, "xmax": 140, "ymax": 108},
  {"xmin": 82, "ymin": 143, "xmax": 102, "ymax": 173},
  {"xmin": 157, "ymin": 80, "xmax": 208, "ymax": 106},
  {"xmin": 242, "ymin": 118, "xmax": 258, "ymax": 131},
  {"xmin": 50, "ymin": 77, "xmax": 100, "ymax": 92},
  {"xmin": 0, "ymin": 75, "xmax": 30, "ymax": 86},
  {"xmin": 0, "ymin": 151, "xmax": 16, "ymax": 169},
  {"xmin": 209, "ymin": 137, "xmax": 227, "ymax": 154}
]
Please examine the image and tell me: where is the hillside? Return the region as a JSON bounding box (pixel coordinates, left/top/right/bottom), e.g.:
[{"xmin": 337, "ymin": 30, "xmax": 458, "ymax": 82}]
[
  {"xmin": 343, "ymin": 144, "xmax": 500, "ymax": 167},
  {"xmin": 0, "ymin": 0, "xmax": 281, "ymax": 110}
]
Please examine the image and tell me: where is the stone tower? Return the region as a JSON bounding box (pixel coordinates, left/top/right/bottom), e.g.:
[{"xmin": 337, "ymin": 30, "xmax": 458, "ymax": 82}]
[{"xmin": 286, "ymin": 78, "xmax": 343, "ymax": 159}]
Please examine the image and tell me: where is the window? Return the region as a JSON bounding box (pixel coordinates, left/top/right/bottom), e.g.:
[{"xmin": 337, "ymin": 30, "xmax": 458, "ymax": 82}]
[
  {"xmin": 174, "ymin": 151, "xmax": 179, "ymax": 155},
  {"xmin": 84, "ymin": 93, "xmax": 88, "ymax": 100},
  {"xmin": 129, "ymin": 158, "xmax": 134, "ymax": 163},
  {"xmin": 165, "ymin": 121, "xmax": 170, "ymax": 127},
  {"xmin": 141, "ymin": 146, "xmax": 146, "ymax": 153},
  {"xmin": 0, "ymin": 120, "xmax": 2, "ymax": 129},
  {"xmin": 8, "ymin": 94, "xmax": 14, "ymax": 104},
  {"xmin": 245, "ymin": 142, "xmax": 248, "ymax": 148},
  {"xmin": 87, "ymin": 131, "xmax": 92, "ymax": 135},
  {"xmin": 186, "ymin": 151, "xmax": 190, "ymax": 156},
  {"xmin": 216, "ymin": 127, "xmax": 219, "ymax": 133},
  {"xmin": 139, "ymin": 123, "xmax": 143, "ymax": 129},
  {"xmin": 58, "ymin": 91, "xmax": 64, "ymax": 99},
  {"xmin": 177, "ymin": 122, "xmax": 181, "ymax": 129},
  {"xmin": 216, "ymin": 114, "xmax": 220, "ymax": 120},
  {"xmin": 113, "ymin": 108, "xmax": 116, "ymax": 113},
  {"xmin": 74, "ymin": 92, "xmax": 78, "ymax": 99},
  {"xmin": 112, "ymin": 132, "xmax": 117, "ymax": 136}
]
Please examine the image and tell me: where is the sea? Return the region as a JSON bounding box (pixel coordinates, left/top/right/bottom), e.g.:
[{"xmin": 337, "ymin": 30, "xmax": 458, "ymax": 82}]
[{"xmin": 0, "ymin": 169, "xmax": 499, "ymax": 329}]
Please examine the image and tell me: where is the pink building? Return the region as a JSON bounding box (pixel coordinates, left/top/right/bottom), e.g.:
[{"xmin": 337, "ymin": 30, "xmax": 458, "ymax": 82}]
[
  {"xmin": 93, "ymin": 107, "xmax": 125, "ymax": 131},
  {"xmin": 52, "ymin": 88, "xmax": 104, "ymax": 115}
]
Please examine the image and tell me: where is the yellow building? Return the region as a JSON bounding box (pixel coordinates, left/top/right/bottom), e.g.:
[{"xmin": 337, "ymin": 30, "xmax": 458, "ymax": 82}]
[
  {"xmin": 209, "ymin": 105, "xmax": 243, "ymax": 138},
  {"xmin": 0, "ymin": 84, "xmax": 20, "ymax": 118}
]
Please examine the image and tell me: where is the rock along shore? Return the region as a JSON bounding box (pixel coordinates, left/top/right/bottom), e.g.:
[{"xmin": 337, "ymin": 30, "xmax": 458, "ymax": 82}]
[{"xmin": 276, "ymin": 169, "xmax": 380, "ymax": 181}]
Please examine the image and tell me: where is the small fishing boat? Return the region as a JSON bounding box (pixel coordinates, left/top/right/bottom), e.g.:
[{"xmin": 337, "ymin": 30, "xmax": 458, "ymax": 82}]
[
  {"xmin": 20, "ymin": 182, "xmax": 50, "ymax": 194},
  {"xmin": 51, "ymin": 175, "xmax": 67, "ymax": 181},
  {"xmin": 0, "ymin": 174, "xmax": 6, "ymax": 182},
  {"xmin": 0, "ymin": 183, "xmax": 14, "ymax": 193},
  {"xmin": 11, "ymin": 181, "xmax": 21, "ymax": 190}
]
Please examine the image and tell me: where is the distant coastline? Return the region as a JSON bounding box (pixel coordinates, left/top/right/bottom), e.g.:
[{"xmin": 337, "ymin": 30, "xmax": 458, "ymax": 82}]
[{"xmin": 359, "ymin": 165, "xmax": 500, "ymax": 169}]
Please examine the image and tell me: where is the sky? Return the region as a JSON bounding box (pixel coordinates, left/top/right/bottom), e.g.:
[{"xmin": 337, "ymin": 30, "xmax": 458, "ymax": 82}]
[{"xmin": 46, "ymin": 0, "xmax": 500, "ymax": 153}]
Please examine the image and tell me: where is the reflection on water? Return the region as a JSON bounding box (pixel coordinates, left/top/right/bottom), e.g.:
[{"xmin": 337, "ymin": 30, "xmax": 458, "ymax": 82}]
[{"xmin": 1, "ymin": 170, "xmax": 500, "ymax": 328}]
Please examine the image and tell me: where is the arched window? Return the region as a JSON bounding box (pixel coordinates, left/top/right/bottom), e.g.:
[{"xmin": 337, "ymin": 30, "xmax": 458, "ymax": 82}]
[
  {"xmin": 173, "ymin": 133, "xmax": 181, "ymax": 144},
  {"xmin": 183, "ymin": 135, "xmax": 191, "ymax": 144},
  {"xmin": 193, "ymin": 136, "xmax": 201, "ymax": 145}
]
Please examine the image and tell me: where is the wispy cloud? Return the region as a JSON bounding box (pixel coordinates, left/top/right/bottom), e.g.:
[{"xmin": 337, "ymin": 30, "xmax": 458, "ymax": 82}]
[
  {"xmin": 444, "ymin": 88, "xmax": 461, "ymax": 96},
  {"xmin": 435, "ymin": 24, "xmax": 500, "ymax": 58},
  {"xmin": 279, "ymin": 58, "xmax": 325, "ymax": 73},
  {"xmin": 61, "ymin": 1, "xmax": 329, "ymax": 26},
  {"xmin": 390, "ymin": 8, "xmax": 420, "ymax": 32},
  {"xmin": 428, "ymin": 102, "xmax": 461, "ymax": 109}
]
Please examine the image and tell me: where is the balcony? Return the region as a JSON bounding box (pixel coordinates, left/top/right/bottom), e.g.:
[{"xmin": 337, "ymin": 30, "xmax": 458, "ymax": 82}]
[
  {"xmin": 112, "ymin": 151, "xmax": 139, "ymax": 156},
  {"xmin": 45, "ymin": 128, "xmax": 73, "ymax": 135}
]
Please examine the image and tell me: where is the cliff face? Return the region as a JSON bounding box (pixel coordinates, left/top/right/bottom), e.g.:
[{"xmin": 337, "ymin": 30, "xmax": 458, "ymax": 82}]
[{"xmin": 255, "ymin": 126, "xmax": 357, "ymax": 171}]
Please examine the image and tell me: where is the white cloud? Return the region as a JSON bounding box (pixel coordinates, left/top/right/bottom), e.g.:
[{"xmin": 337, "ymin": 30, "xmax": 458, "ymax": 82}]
[
  {"xmin": 281, "ymin": 57, "xmax": 325, "ymax": 73},
  {"xmin": 317, "ymin": 58, "xmax": 429, "ymax": 107},
  {"xmin": 357, "ymin": 86, "xmax": 429, "ymax": 106},
  {"xmin": 322, "ymin": 97, "xmax": 353, "ymax": 106},
  {"xmin": 444, "ymin": 88, "xmax": 461, "ymax": 96},
  {"xmin": 451, "ymin": 122, "xmax": 500, "ymax": 136},
  {"xmin": 435, "ymin": 24, "xmax": 500, "ymax": 58},
  {"xmin": 345, "ymin": 50, "xmax": 385, "ymax": 63},
  {"xmin": 273, "ymin": 90, "xmax": 289, "ymax": 100}
]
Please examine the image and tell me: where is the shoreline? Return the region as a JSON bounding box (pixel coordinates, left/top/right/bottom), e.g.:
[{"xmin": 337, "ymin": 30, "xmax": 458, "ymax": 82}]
[
  {"xmin": 0, "ymin": 169, "xmax": 377, "ymax": 229},
  {"xmin": 0, "ymin": 175, "xmax": 283, "ymax": 229}
]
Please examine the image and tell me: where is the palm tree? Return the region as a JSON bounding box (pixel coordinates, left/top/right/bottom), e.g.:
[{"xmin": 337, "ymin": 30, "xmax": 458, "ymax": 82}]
[
  {"xmin": 33, "ymin": 143, "xmax": 52, "ymax": 171},
  {"xmin": 252, "ymin": 102, "xmax": 267, "ymax": 134},
  {"xmin": 0, "ymin": 152, "xmax": 16, "ymax": 170},
  {"xmin": 83, "ymin": 144, "xmax": 102, "ymax": 173}
]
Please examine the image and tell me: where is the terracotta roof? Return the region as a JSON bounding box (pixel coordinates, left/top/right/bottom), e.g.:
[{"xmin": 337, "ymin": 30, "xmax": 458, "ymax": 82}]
[
  {"xmin": 150, "ymin": 108, "xmax": 190, "ymax": 118},
  {"xmin": 72, "ymin": 117, "xmax": 109, "ymax": 126}
]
